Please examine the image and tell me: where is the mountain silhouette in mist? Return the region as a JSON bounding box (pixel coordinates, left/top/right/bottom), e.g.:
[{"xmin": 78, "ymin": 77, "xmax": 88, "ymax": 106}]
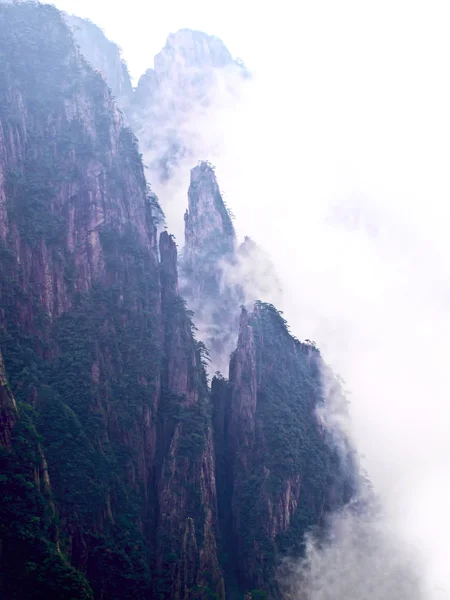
[{"xmin": 0, "ymin": 4, "xmax": 358, "ymax": 599}]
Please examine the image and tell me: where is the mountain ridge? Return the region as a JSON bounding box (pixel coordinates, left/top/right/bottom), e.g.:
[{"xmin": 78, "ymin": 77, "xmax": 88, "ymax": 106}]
[{"xmin": 0, "ymin": 4, "xmax": 359, "ymax": 599}]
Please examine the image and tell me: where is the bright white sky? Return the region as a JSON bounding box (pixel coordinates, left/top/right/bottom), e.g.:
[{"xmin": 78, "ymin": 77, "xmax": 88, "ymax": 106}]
[{"xmin": 51, "ymin": 1, "xmax": 450, "ymax": 597}]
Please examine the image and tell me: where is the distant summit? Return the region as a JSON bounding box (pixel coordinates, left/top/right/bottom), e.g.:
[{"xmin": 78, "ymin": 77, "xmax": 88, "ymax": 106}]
[
  {"xmin": 132, "ymin": 29, "xmax": 249, "ymax": 182},
  {"xmin": 155, "ymin": 29, "xmax": 235, "ymax": 72},
  {"xmin": 180, "ymin": 162, "xmax": 282, "ymax": 375},
  {"xmin": 67, "ymin": 18, "xmax": 249, "ymax": 183}
]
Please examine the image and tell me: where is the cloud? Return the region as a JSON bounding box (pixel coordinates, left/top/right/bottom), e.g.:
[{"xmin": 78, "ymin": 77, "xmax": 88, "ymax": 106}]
[{"xmin": 278, "ymin": 505, "xmax": 427, "ymax": 600}]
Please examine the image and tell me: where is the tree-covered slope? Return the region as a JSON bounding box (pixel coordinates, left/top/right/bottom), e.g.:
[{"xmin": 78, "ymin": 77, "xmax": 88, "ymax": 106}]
[
  {"xmin": 212, "ymin": 304, "xmax": 357, "ymax": 598},
  {"xmin": 0, "ymin": 4, "xmax": 223, "ymax": 599},
  {"xmin": 64, "ymin": 13, "xmax": 133, "ymax": 104},
  {"xmin": 0, "ymin": 3, "xmax": 358, "ymax": 599}
]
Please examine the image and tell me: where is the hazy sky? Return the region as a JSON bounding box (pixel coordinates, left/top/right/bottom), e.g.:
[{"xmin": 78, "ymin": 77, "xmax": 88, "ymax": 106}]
[{"xmin": 51, "ymin": 1, "xmax": 450, "ymax": 597}]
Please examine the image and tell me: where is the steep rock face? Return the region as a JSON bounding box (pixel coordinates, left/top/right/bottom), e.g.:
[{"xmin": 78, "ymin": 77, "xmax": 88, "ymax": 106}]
[
  {"xmin": 67, "ymin": 17, "xmax": 249, "ymax": 187},
  {"xmin": 181, "ymin": 162, "xmax": 241, "ymax": 373},
  {"xmin": 0, "ymin": 3, "xmax": 156, "ymax": 319},
  {"xmin": 183, "ymin": 162, "xmax": 235, "ymax": 292},
  {"xmin": 62, "ymin": 13, "xmax": 280, "ymax": 376},
  {"xmin": 212, "ymin": 303, "xmax": 357, "ymax": 597},
  {"xmin": 181, "ymin": 162, "xmax": 282, "ymax": 375},
  {"xmin": 156, "ymin": 231, "xmax": 225, "ymax": 600},
  {"xmin": 0, "ymin": 5, "xmax": 221, "ymax": 600},
  {"xmin": 0, "ymin": 5, "xmax": 358, "ymax": 600},
  {"xmin": 160, "ymin": 231, "xmax": 198, "ymax": 405},
  {"xmin": 65, "ymin": 14, "xmax": 133, "ymax": 104},
  {"xmin": 135, "ymin": 28, "xmax": 236, "ymax": 110},
  {"xmin": 0, "ymin": 4, "xmax": 161, "ymax": 597}
]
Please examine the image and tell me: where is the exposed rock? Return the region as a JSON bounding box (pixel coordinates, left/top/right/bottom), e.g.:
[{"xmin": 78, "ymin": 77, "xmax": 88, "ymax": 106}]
[
  {"xmin": 0, "ymin": 5, "xmax": 218, "ymax": 598},
  {"xmin": 160, "ymin": 230, "xmax": 199, "ymax": 406},
  {"xmin": 67, "ymin": 18, "xmax": 249, "ymax": 186},
  {"xmin": 0, "ymin": 4, "xmax": 358, "ymax": 600},
  {"xmin": 181, "ymin": 162, "xmax": 283, "ymax": 377},
  {"xmin": 180, "ymin": 162, "xmax": 240, "ymax": 374},
  {"xmin": 228, "ymin": 308, "xmax": 258, "ymax": 461},
  {"xmin": 64, "ymin": 14, "xmax": 133, "ymax": 104},
  {"xmin": 183, "ymin": 161, "xmax": 236, "ymax": 293},
  {"xmin": 157, "ymin": 230, "xmax": 225, "ymax": 599},
  {"xmin": 212, "ymin": 303, "xmax": 358, "ymax": 594}
]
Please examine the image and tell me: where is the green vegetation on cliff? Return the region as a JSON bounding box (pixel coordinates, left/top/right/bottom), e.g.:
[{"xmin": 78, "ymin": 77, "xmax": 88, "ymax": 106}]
[
  {"xmin": 0, "ymin": 3, "xmax": 160, "ymax": 597},
  {"xmin": 0, "ymin": 4, "xmax": 356, "ymax": 600},
  {"xmin": 212, "ymin": 303, "xmax": 356, "ymax": 598}
]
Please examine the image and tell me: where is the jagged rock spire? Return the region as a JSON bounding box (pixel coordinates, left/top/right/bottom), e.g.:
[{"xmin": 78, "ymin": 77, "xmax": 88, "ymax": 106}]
[
  {"xmin": 184, "ymin": 161, "xmax": 235, "ymax": 290},
  {"xmin": 155, "ymin": 29, "xmax": 235, "ymax": 75}
]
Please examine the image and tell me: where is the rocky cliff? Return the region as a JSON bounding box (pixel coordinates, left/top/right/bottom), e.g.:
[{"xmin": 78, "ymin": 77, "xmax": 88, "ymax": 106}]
[
  {"xmin": 181, "ymin": 162, "xmax": 282, "ymax": 375},
  {"xmin": 212, "ymin": 305, "xmax": 357, "ymax": 597},
  {"xmin": 67, "ymin": 18, "xmax": 249, "ymax": 186},
  {"xmin": 64, "ymin": 14, "xmax": 133, "ymax": 105},
  {"xmin": 181, "ymin": 161, "xmax": 240, "ymax": 373},
  {"xmin": 0, "ymin": 3, "xmax": 358, "ymax": 599},
  {"xmin": 0, "ymin": 4, "xmax": 222, "ymax": 599}
]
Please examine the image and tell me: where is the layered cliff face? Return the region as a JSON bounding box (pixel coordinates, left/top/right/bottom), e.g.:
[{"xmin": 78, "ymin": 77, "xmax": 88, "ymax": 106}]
[
  {"xmin": 181, "ymin": 162, "xmax": 240, "ymax": 373},
  {"xmin": 0, "ymin": 4, "xmax": 358, "ymax": 599},
  {"xmin": 65, "ymin": 14, "xmax": 133, "ymax": 105},
  {"xmin": 212, "ymin": 304, "xmax": 357, "ymax": 597},
  {"xmin": 157, "ymin": 231, "xmax": 225, "ymax": 600},
  {"xmin": 0, "ymin": 4, "xmax": 222, "ymax": 599},
  {"xmin": 181, "ymin": 162, "xmax": 282, "ymax": 374}
]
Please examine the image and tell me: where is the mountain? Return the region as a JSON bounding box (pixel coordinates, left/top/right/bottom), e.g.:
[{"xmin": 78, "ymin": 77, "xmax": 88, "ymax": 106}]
[
  {"xmin": 0, "ymin": 3, "xmax": 358, "ymax": 599},
  {"xmin": 66, "ymin": 16, "xmax": 249, "ymax": 186},
  {"xmin": 131, "ymin": 28, "xmax": 249, "ymax": 183},
  {"xmin": 66, "ymin": 19, "xmax": 279, "ymax": 375},
  {"xmin": 211, "ymin": 305, "xmax": 357, "ymax": 598},
  {"xmin": 181, "ymin": 161, "xmax": 282, "ymax": 374},
  {"xmin": 64, "ymin": 14, "xmax": 133, "ymax": 105}
]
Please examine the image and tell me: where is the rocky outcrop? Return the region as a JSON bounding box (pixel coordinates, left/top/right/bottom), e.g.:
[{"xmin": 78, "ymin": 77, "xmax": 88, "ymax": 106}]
[
  {"xmin": 0, "ymin": 3, "xmax": 157, "ymax": 324},
  {"xmin": 157, "ymin": 230, "xmax": 225, "ymax": 599},
  {"xmin": 0, "ymin": 5, "xmax": 220, "ymax": 599},
  {"xmin": 135, "ymin": 27, "xmax": 236, "ymax": 111},
  {"xmin": 180, "ymin": 162, "xmax": 242, "ymax": 374},
  {"xmin": 180, "ymin": 163, "xmax": 283, "ymax": 376},
  {"xmin": 160, "ymin": 231, "xmax": 199, "ymax": 406},
  {"xmin": 212, "ymin": 303, "xmax": 358, "ymax": 595},
  {"xmin": 67, "ymin": 17, "xmax": 249, "ymax": 185},
  {"xmin": 0, "ymin": 4, "xmax": 358, "ymax": 599},
  {"xmin": 228, "ymin": 308, "xmax": 258, "ymax": 459},
  {"xmin": 65, "ymin": 14, "xmax": 133, "ymax": 104},
  {"xmin": 183, "ymin": 161, "xmax": 236, "ymax": 292}
]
